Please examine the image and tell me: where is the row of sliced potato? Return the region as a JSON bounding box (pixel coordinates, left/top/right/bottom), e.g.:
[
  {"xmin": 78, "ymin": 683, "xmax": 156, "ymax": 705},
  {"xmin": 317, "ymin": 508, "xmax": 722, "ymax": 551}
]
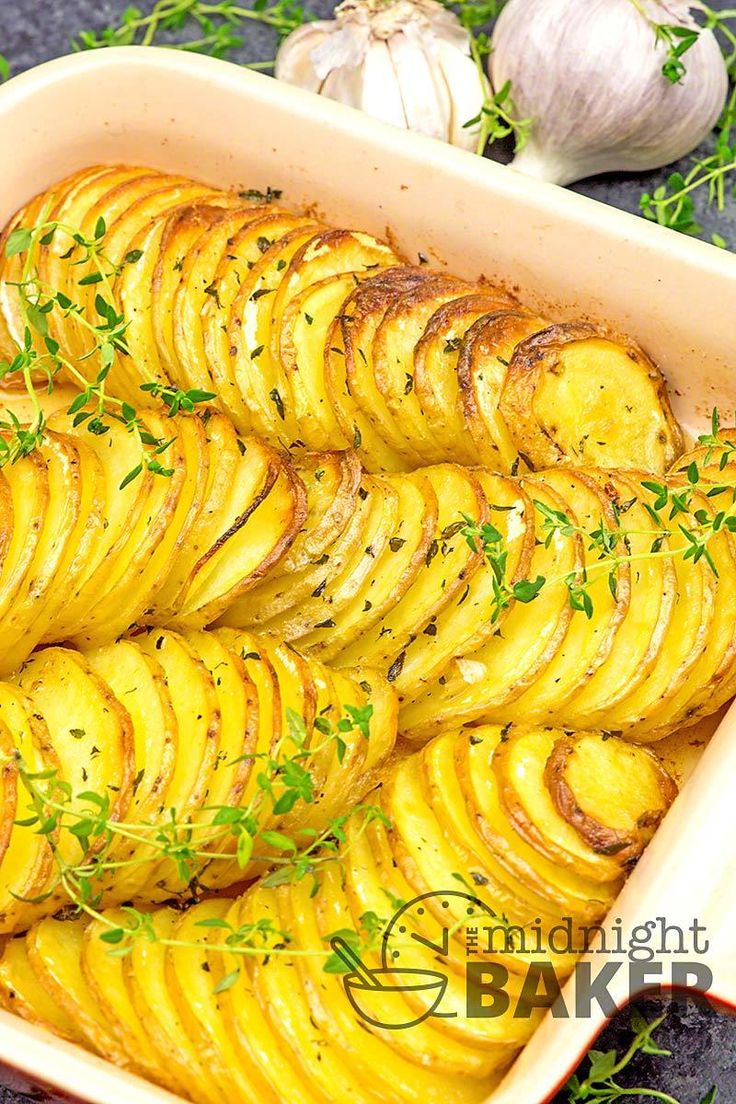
[
  {"xmin": 0, "ymin": 163, "xmax": 683, "ymax": 475},
  {"xmin": 0, "ymin": 724, "xmax": 677, "ymax": 1104},
  {"xmin": 0, "ymin": 405, "xmax": 306, "ymax": 674},
  {"xmin": 227, "ymin": 436, "xmax": 736, "ymax": 743},
  {"xmin": 0, "ymin": 626, "xmax": 396, "ymax": 934},
  {"xmin": 0, "ymin": 400, "xmax": 730, "ymax": 739}
]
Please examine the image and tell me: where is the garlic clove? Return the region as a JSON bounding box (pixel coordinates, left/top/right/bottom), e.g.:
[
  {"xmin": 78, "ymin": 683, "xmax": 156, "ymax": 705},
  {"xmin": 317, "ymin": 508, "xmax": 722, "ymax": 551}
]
[
  {"xmin": 274, "ymin": 23, "xmax": 334, "ymax": 91},
  {"xmin": 435, "ymin": 38, "xmax": 484, "ymax": 151},
  {"xmin": 490, "ymin": 0, "xmax": 729, "ymax": 186},
  {"xmin": 359, "ymin": 40, "xmax": 409, "ymax": 128},
  {"xmin": 387, "ymin": 28, "xmax": 450, "ymax": 140},
  {"xmin": 319, "ymin": 57, "xmax": 370, "ymax": 112}
]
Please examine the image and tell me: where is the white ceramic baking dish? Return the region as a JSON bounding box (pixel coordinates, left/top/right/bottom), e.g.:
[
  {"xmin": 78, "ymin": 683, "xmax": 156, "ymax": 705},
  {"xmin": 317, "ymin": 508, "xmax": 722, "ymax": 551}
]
[{"xmin": 0, "ymin": 45, "xmax": 735, "ymax": 1104}]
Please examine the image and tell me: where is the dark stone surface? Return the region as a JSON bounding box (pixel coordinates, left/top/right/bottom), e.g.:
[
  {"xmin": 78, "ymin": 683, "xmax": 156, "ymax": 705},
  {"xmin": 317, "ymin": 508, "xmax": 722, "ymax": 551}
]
[{"xmin": 1, "ymin": 1, "xmax": 735, "ymax": 1102}]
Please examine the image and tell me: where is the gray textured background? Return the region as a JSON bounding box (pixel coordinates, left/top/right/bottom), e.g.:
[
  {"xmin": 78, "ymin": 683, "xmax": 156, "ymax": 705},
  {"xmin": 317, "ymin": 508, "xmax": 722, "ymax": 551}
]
[{"xmin": 1, "ymin": 1, "xmax": 735, "ymax": 1102}]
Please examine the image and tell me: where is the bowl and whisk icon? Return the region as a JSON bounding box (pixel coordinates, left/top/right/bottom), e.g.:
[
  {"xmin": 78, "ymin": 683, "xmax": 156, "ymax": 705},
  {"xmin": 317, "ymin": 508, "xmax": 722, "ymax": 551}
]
[{"xmin": 331, "ymin": 889, "xmax": 496, "ymax": 1030}]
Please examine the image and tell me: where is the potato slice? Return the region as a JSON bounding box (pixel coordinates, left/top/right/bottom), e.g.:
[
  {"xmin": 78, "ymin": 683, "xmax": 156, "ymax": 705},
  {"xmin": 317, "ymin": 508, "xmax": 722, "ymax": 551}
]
[
  {"xmin": 183, "ymin": 630, "xmax": 257, "ymax": 821},
  {"xmin": 173, "ymin": 434, "xmax": 305, "ymax": 626},
  {"xmin": 213, "ymin": 895, "xmax": 323, "ymax": 1104},
  {"xmin": 44, "ymin": 411, "xmax": 155, "ymax": 639},
  {"xmin": 205, "ymin": 212, "xmax": 321, "ymax": 434},
  {"xmin": 384, "ymin": 753, "xmax": 564, "ymax": 977},
  {"xmin": 124, "ymin": 908, "xmax": 223, "ymax": 1104},
  {"xmin": 399, "ymin": 480, "xmax": 579, "ymax": 736},
  {"xmin": 14, "ymin": 647, "xmax": 135, "ymax": 862},
  {"xmin": 248, "ymin": 882, "xmax": 385, "ymax": 1102},
  {"xmin": 213, "ymin": 627, "xmax": 280, "ymax": 790},
  {"xmin": 303, "ymin": 664, "xmax": 378, "ymax": 825},
  {"xmin": 145, "ymin": 409, "xmax": 242, "ymax": 618},
  {"xmin": 324, "ymin": 303, "xmax": 402, "ymax": 472},
  {"xmin": 0, "ymin": 170, "xmax": 102, "ymax": 354},
  {"xmin": 306, "ymin": 865, "xmax": 493, "ymax": 1098},
  {"xmin": 545, "ymin": 733, "xmax": 677, "ymax": 859},
  {"xmin": 83, "ymin": 639, "xmax": 178, "ymax": 901},
  {"xmin": 0, "ymin": 934, "xmax": 83, "ymax": 1042},
  {"xmin": 458, "ymin": 310, "xmax": 546, "ymax": 471},
  {"xmin": 269, "ymin": 228, "xmax": 400, "ymax": 444},
  {"xmin": 18, "ymin": 434, "xmax": 105, "ymax": 665},
  {"xmin": 300, "ymin": 470, "xmax": 436, "ymax": 661},
  {"xmin": 277, "ymin": 450, "xmax": 362, "ymax": 577},
  {"xmin": 562, "ymin": 471, "xmax": 677, "ymax": 727},
  {"xmin": 82, "ymin": 180, "xmax": 225, "ymax": 399},
  {"xmin": 33, "ymin": 166, "xmax": 148, "ymax": 361},
  {"xmin": 82, "ymin": 910, "xmax": 178, "ymax": 1090},
  {"xmin": 118, "ymin": 193, "xmax": 240, "ymax": 398},
  {"xmin": 0, "ymin": 446, "xmax": 47, "ymax": 651},
  {"xmin": 0, "ymin": 718, "xmax": 15, "ymax": 869},
  {"xmin": 131, "ymin": 629, "xmax": 220, "ymax": 898},
  {"xmin": 10, "ymin": 651, "xmax": 134, "ymax": 920},
  {"xmin": 333, "ymin": 267, "xmax": 428, "ymax": 469},
  {"xmin": 499, "ymin": 324, "xmax": 683, "ymax": 473},
  {"xmin": 603, "ymin": 483, "xmax": 714, "ymax": 737},
  {"xmin": 395, "ymin": 471, "xmax": 533, "ymax": 695},
  {"xmin": 0, "ymin": 688, "xmax": 57, "ymax": 933},
  {"xmin": 457, "ymin": 729, "xmax": 620, "ymax": 921},
  {"xmin": 495, "ymin": 729, "xmax": 655, "ymax": 883},
  {"xmin": 65, "ymin": 173, "xmax": 198, "ymax": 368},
  {"xmin": 73, "ymin": 412, "xmax": 209, "ymax": 646},
  {"xmin": 165, "ymin": 899, "xmax": 270, "ymax": 1104},
  {"xmin": 153, "ymin": 204, "xmax": 234, "ymax": 390},
  {"xmin": 228, "ymin": 227, "xmax": 325, "ymax": 444},
  {"xmin": 171, "ymin": 205, "xmax": 282, "ymax": 397},
  {"xmin": 503, "ymin": 469, "xmax": 628, "ymax": 724},
  {"xmin": 151, "ymin": 413, "xmax": 296, "ymax": 623},
  {"xmin": 0, "ymin": 448, "xmax": 48, "ymax": 675},
  {"xmin": 27, "ymin": 918, "xmax": 129, "ymax": 1063},
  {"xmin": 413, "ymin": 292, "xmax": 518, "ymax": 465},
  {"xmin": 371, "ymin": 275, "xmax": 477, "ymax": 464},
  {"xmin": 251, "ymin": 880, "xmax": 396, "ymax": 1102},
  {"xmin": 258, "ymin": 473, "xmax": 397, "ymax": 642},
  {"xmin": 0, "ymin": 434, "xmax": 91, "ymax": 675},
  {"xmin": 226, "ymin": 458, "xmax": 369, "ymax": 631},
  {"xmin": 338, "ymin": 465, "xmax": 486, "ymax": 684},
  {"xmin": 343, "ymin": 805, "xmax": 537, "ymax": 1053},
  {"xmin": 645, "ymin": 454, "xmax": 736, "ymax": 733},
  {"xmin": 280, "ymin": 273, "xmax": 359, "ymax": 450},
  {"xmin": 419, "ymin": 731, "xmax": 569, "ymax": 938}
]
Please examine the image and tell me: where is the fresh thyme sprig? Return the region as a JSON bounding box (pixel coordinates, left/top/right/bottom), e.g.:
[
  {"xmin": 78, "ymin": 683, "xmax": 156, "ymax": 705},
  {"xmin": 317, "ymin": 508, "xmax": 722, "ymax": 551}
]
[
  {"xmin": 14, "ymin": 700, "xmax": 375, "ymax": 911},
  {"xmin": 566, "ymin": 1009, "xmax": 717, "ymax": 1104},
  {"xmin": 463, "ymin": 72, "xmax": 533, "ymax": 157},
  {"xmin": 638, "ymin": 4, "xmax": 736, "ymax": 246},
  {"xmin": 438, "ymin": 0, "xmax": 531, "ymax": 155},
  {"xmin": 461, "ymin": 409, "xmax": 736, "ymax": 623},
  {"xmin": 71, "ymin": 0, "xmax": 312, "ymax": 64},
  {"xmin": 460, "ymin": 514, "xmax": 544, "ymax": 622},
  {"xmin": 0, "ymin": 214, "xmax": 214, "ymax": 484}
]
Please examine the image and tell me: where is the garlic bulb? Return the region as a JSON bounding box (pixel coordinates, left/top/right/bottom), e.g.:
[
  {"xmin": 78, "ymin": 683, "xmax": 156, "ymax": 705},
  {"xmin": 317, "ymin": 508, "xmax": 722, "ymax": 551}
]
[
  {"xmin": 490, "ymin": 0, "xmax": 729, "ymax": 185},
  {"xmin": 275, "ymin": 0, "xmax": 486, "ymax": 151}
]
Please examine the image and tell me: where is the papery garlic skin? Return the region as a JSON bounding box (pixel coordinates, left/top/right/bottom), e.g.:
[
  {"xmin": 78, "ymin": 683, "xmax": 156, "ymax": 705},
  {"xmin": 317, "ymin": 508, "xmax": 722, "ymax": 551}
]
[
  {"xmin": 275, "ymin": 0, "xmax": 486, "ymax": 151},
  {"xmin": 490, "ymin": 0, "xmax": 729, "ymax": 185}
]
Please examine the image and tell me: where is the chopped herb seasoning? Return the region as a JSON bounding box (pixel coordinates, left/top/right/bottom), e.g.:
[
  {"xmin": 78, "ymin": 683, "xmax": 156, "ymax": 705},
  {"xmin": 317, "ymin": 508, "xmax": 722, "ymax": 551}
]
[
  {"xmin": 269, "ymin": 388, "xmax": 286, "ymax": 420},
  {"xmin": 387, "ymin": 651, "xmax": 406, "ymax": 682}
]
